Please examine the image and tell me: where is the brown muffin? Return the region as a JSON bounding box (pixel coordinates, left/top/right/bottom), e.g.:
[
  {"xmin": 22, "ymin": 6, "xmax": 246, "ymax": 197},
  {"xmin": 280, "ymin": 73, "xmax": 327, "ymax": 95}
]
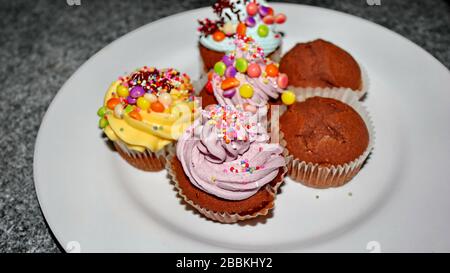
[
  {"xmin": 279, "ymin": 39, "xmax": 362, "ymax": 91},
  {"xmin": 199, "ymin": 43, "xmax": 281, "ymax": 72},
  {"xmin": 280, "ymin": 97, "xmax": 369, "ymax": 166},
  {"xmin": 170, "ymin": 156, "xmax": 284, "ymax": 220},
  {"xmin": 198, "ymin": 84, "xmax": 218, "ymax": 107}
]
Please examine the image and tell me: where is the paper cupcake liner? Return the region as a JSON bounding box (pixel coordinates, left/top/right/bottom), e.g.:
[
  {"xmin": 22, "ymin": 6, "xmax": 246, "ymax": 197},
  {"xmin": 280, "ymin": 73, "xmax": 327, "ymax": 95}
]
[
  {"xmin": 286, "ymin": 62, "xmax": 370, "ymax": 100},
  {"xmin": 165, "ymin": 149, "xmax": 288, "ymax": 223},
  {"xmin": 113, "ymin": 140, "xmax": 174, "ymax": 172},
  {"xmin": 279, "ymin": 88, "xmax": 375, "ymax": 188}
]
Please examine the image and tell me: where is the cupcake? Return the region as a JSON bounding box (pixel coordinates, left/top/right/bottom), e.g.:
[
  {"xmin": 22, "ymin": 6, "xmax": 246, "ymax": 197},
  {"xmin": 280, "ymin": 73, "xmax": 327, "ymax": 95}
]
[
  {"xmin": 204, "ymin": 36, "xmax": 291, "ymax": 112},
  {"xmin": 97, "ymin": 67, "xmax": 197, "ymax": 171},
  {"xmin": 279, "ymin": 90, "xmax": 374, "ymax": 188},
  {"xmin": 279, "ymin": 39, "xmax": 368, "ymax": 98},
  {"xmin": 167, "ymin": 105, "xmax": 287, "ymax": 223},
  {"xmin": 198, "ymin": 0, "xmax": 286, "ymax": 72}
]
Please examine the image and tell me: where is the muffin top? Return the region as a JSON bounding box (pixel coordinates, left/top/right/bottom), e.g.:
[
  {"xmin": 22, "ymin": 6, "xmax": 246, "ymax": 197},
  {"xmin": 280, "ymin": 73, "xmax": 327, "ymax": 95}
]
[
  {"xmin": 198, "ymin": 0, "xmax": 285, "ymax": 56},
  {"xmin": 97, "ymin": 67, "xmax": 197, "ymax": 152},
  {"xmin": 279, "ymin": 39, "xmax": 362, "ymax": 91},
  {"xmin": 280, "ymin": 97, "xmax": 369, "ymax": 166}
]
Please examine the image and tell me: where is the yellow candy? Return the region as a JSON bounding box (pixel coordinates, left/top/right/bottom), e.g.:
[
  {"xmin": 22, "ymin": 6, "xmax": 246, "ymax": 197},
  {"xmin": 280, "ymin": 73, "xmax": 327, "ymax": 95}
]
[
  {"xmin": 281, "ymin": 90, "xmax": 296, "ymax": 105},
  {"xmin": 116, "ymin": 84, "xmax": 129, "ymax": 97},
  {"xmin": 137, "ymin": 97, "xmax": 150, "ymax": 110},
  {"xmin": 239, "ymin": 84, "xmax": 254, "ymax": 99}
]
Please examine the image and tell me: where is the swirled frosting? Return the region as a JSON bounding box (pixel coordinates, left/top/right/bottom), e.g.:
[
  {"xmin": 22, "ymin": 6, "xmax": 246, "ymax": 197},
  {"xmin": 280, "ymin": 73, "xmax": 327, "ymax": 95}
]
[
  {"xmin": 98, "ymin": 67, "xmax": 197, "ymax": 152},
  {"xmin": 211, "ymin": 37, "xmax": 289, "ymax": 108},
  {"xmin": 176, "ymin": 105, "xmax": 285, "ymax": 200},
  {"xmin": 198, "ymin": 0, "xmax": 285, "ymax": 56}
]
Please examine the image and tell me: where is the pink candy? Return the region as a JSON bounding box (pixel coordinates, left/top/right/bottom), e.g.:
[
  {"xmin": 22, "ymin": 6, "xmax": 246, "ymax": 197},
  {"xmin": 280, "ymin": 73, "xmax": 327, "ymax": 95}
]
[
  {"xmin": 277, "ymin": 73, "xmax": 289, "ymax": 88},
  {"xmin": 247, "ymin": 63, "xmax": 261, "ymax": 78},
  {"xmin": 243, "ymin": 103, "xmax": 257, "ymax": 113}
]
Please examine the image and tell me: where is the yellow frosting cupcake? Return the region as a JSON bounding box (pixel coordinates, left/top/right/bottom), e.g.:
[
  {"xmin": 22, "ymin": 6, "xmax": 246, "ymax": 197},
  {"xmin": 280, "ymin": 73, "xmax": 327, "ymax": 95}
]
[{"xmin": 97, "ymin": 67, "xmax": 197, "ymax": 171}]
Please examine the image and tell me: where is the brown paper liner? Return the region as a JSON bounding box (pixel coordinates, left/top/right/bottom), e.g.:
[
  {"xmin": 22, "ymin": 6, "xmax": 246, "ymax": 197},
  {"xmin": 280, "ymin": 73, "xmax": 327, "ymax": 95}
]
[
  {"xmin": 165, "ymin": 149, "xmax": 288, "ymax": 223},
  {"xmin": 113, "ymin": 141, "xmax": 174, "ymax": 172},
  {"xmin": 280, "ymin": 88, "xmax": 375, "ymax": 188}
]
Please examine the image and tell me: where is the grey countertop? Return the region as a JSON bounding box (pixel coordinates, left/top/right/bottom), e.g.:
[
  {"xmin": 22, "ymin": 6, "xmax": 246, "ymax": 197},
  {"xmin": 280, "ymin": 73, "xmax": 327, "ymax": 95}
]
[{"xmin": 0, "ymin": 0, "xmax": 449, "ymax": 253}]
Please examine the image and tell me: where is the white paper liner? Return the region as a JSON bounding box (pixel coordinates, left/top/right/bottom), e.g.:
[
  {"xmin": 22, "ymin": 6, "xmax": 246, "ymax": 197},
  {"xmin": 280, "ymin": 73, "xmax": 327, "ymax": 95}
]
[
  {"xmin": 165, "ymin": 149, "xmax": 288, "ymax": 223},
  {"xmin": 286, "ymin": 62, "xmax": 370, "ymax": 100},
  {"xmin": 113, "ymin": 140, "xmax": 174, "ymax": 172},
  {"xmin": 280, "ymin": 88, "xmax": 375, "ymax": 188}
]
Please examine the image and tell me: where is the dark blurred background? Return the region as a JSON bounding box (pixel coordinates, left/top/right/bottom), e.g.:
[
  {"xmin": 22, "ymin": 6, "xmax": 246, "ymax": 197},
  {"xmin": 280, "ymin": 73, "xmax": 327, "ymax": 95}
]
[{"xmin": 0, "ymin": 0, "xmax": 449, "ymax": 252}]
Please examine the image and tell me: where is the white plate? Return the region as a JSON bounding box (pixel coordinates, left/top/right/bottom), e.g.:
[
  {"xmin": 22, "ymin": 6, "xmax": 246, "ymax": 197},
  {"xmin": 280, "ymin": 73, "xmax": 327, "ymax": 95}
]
[{"xmin": 34, "ymin": 3, "xmax": 450, "ymax": 252}]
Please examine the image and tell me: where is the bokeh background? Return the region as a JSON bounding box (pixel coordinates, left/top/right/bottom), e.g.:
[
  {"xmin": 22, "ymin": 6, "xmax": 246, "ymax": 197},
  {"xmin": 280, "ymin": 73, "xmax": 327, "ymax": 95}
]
[{"xmin": 0, "ymin": 0, "xmax": 449, "ymax": 252}]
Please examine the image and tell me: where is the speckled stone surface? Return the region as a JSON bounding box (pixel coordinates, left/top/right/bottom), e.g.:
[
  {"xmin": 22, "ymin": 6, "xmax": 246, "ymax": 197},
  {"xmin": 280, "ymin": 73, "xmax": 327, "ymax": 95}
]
[{"xmin": 0, "ymin": 0, "xmax": 448, "ymax": 253}]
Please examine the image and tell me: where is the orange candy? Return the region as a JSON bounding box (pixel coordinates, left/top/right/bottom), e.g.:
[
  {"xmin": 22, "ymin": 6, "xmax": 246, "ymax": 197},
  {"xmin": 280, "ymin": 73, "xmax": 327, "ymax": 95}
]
[
  {"xmin": 265, "ymin": 63, "xmax": 279, "ymax": 77},
  {"xmin": 150, "ymin": 101, "xmax": 165, "ymax": 112},
  {"xmin": 207, "ymin": 70, "xmax": 214, "ymax": 81},
  {"xmin": 106, "ymin": 98, "xmax": 121, "ymax": 110},
  {"xmin": 221, "ymin": 77, "xmax": 240, "ymax": 90},
  {"xmin": 236, "ymin": 23, "xmax": 247, "ymax": 36},
  {"xmin": 212, "ymin": 31, "xmax": 226, "ymax": 42},
  {"xmin": 129, "ymin": 110, "xmax": 142, "ymax": 121}
]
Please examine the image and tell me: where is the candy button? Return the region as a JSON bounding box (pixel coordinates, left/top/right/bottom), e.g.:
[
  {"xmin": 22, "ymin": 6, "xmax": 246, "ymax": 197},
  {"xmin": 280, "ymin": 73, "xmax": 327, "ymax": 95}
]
[
  {"xmin": 223, "ymin": 88, "xmax": 236, "ymax": 99},
  {"xmin": 275, "ymin": 13, "xmax": 287, "ymax": 24},
  {"xmin": 205, "ymin": 81, "xmax": 213, "ymax": 94},
  {"xmin": 236, "ymin": 22, "xmax": 246, "ymax": 36},
  {"xmin": 221, "ymin": 55, "xmax": 233, "ymax": 67},
  {"xmin": 97, "ymin": 106, "xmax": 107, "ymax": 117},
  {"xmin": 245, "ymin": 16, "xmax": 256, "ymax": 27},
  {"xmin": 235, "ymin": 58, "xmax": 248, "ymax": 73},
  {"xmin": 257, "ymin": 24, "xmax": 269, "ymax": 38},
  {"xmin": 277, "ymin": 73, "xmax": 289, "ymax": 88},
  {"xmin": 247, "ymin": 63, "xmax": 261, "ymax": 78},
  {"xmin": 114, "ymin": 104, "xmax": 124, "ymax": 118},
  {"xmin": 246, "ymin": 2, "xmax": 258, "ymax": 16},
  {"xmin": 107, "ymin": 98, "xmax": 120, "ymax": 110},
  {"xmin": 225, "ymin": 66, "xmax": 237, "ymax": 78},
  {"xmin": 99, "ymin": 117, "xmax": 109, "ymax": 129},
  {"xmin": 214, "ymin": 61, "xmax": 226, "ymax": 76},
  {"xmin": 129, "ymin": 110, "xmax": 143, "ymax": 121},
  {"xmin": 212, "ymin": 31, "xmax": 226, "ymax": 42},
  {"xmin": 222, "ymin": 21, "xmax": 234, "ymax": 35},
  {"xmin": 158, "ymin": 93, "xmax": 172, "ymax": 108},
  {"xmin": 243, "ymin": 103, "xmax": 257, "ymax": 113},
  {"xmin": 136, "ymin": 97, "xmax": 150, "ymax": 110},
  {"xmin": 263, "ymin": 15, "xmax": 274, "ymax": 25},
  {"xmin": 144, "ymin": 93, "xmax": 157, "ymax": 103},
  {"xmin": 116, "ymin": 84, "xmax": 129, "ymax": 97},
  {"xmin": 150, "ymin": 101, "xmax": 165, "ymax": 112},
  {"xmin": 221, "ymin": 77, "xmax": 240, "ymax": 90},
  {"xmin": 130, "ymin": 86, "xmax": 145, "ymax": 98},
  {"xmin": 239, "ymin": 84, "xmax": 254, "ymax": 99},
  {"xmin": 265, "ymin": 63, "xmax": 279, "ymax": 77},
  {"xmin": 281, "ymin": 90, "xmax": 296, "ymax": 105},
  {"xmin": 259, "ymin": 5, "xmax": 270, "ymax": 17},
  {"xmin": 126, "ymin": 96, "xmax": 137, "ymax": 105}
]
